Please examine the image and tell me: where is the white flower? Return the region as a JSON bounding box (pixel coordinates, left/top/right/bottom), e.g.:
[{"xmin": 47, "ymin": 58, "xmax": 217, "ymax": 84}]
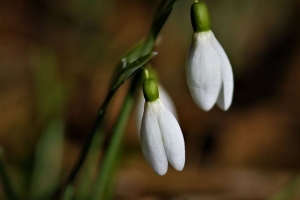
[
  {"xmin": 140, "ymin": 98, "xmax": 185, "ymax": 175},
  {"xmin": 136, "ymin": 84, "xmax": 178, "ymax": 133},
  {"xmin": 186, "ymin": 30, "xmax": 234, "ymax": 111}
]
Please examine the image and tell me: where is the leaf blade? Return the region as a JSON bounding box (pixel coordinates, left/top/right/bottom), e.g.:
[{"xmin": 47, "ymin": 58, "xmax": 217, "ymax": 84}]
[{"xmin": 111, "ymin": 52, "xmax": 157, "ymax": 91}]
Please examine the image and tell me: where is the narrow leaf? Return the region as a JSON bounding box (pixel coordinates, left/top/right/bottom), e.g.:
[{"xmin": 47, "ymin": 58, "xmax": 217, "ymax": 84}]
[
  {"xmin": 151, "ymin": 0, "xmax": 177, "ymax": 38},
  {"xmin": 124, "ymin": 40, "xmax": 145, "ymax": 62},
  {"xmin": 111, "ymin": 52, "xmax": 157, "ymax": 91},
  {"xmin": 140, "ymin": 0, "xmax": 177, "ymax": 55}
]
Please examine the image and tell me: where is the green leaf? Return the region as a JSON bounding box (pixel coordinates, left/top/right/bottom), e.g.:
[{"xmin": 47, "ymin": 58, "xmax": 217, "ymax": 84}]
[
  {"xmin": 151, "ymin": 0, "xmax": 177, "ymax": 38},
  {"xmin": 30, "ymin": 119, "xmax": 64, "ymax": 200},
  {"xmin": 140, "ymin": 0, "xmax": 177, "ymax": 55},
  {"xmin": 62, "ymin": 184, "xmax": 74, "ymax": 200},
  {"xmin": 64, "ymin": 0, "xmax": 177, "ymax": 196},
  {"xmin": 108, "ymin": 58, "xmax": 128, "ymax": 90},
  {"xmin": 109, "ymin": 0, "xmax": 176, "ymax": 89},
  {"xmin": 108, "ymin": 40, "xmax": 146, "ymax": 89},
  {"xmin": 111, "ymin": 52, "xmax": 157, "ymax": 91},
  {"xmin": 90, "ymin": 1, "xmax": 178, "ymax": 199},
  {"xmin": 124, "ymin": 40, "xmax": 145, "ymax": 62},
  {"xmin": 75, "ymin": 130, "xmax": 104, "ymax": 200},
  {"xmin": 62, "ymin": 52, "xmax": 157, "ymax": 195}
]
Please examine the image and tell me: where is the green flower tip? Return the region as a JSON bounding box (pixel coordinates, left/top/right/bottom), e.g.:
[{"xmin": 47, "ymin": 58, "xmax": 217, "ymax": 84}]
[
  {"xmin": 191, "ymin": 1, "xmax": 211, "ymax": 32},
  {"xmin": 143, "ymin": 78, "xmax": 159, "ymax": 102}
]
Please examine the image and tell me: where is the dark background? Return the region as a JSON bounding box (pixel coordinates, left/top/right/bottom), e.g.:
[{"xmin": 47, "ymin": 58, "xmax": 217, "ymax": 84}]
[{"xmin": 1, "ymin": 0, "xmax": 300, "ymax": 199}]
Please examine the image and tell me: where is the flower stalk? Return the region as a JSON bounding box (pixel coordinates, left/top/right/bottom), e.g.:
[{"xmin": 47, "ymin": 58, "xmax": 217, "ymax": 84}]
[
  {"xmin": 62, "ymin": 53, "xmax": 157, "ymax": 199},
  {"xmin": 91, "ymin": 0, "xmax": 179, "ymax": 197}
]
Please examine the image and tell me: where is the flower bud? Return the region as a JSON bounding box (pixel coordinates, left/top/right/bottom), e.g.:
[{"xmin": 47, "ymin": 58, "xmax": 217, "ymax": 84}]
[
  {"xmin": 143, "ymin": 78, "xmax": 159, "ymax": 102},
  {"xmin": 191, "ymin": 1, "xmax": 211, "ymax": 32}
]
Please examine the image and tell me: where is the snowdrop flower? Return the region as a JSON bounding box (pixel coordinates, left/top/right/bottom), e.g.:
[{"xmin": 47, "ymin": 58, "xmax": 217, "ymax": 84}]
[
  {"xmin": 140, "ymin": 77, "xmax": 185, "ymax": 175},
  {"xmin": 186, "ymin": 1, "xmax": 234, "ymax": 111},
  {"xmin": 136, "ymin": 83, "xmax": 178, "ymax": 133}
]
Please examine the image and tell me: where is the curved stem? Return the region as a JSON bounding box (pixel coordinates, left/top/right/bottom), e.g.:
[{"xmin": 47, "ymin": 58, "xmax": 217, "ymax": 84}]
[
  {"xmin": 61, "ymin": 91, "xmax": 114, "ymax": 199},
  {"xmin": 75, "ymin": 129, "xmax": 104, "ymax": 200},
  {"xmin": 61, "ymin": 52, "xmax": 156, "ymax": 199},
  {"xmin": 91, "ymin": 83, "xmax": 135, "ymax": 200}
]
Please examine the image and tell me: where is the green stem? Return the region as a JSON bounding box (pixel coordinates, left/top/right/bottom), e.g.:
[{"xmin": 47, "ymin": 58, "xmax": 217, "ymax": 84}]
[
  {"xmin": 62, "ymin": 184, "xmax": 73, "ymax": 200},
  {"xmin": 91, "ymin": 0, "xmax": 178, "ymax": 198},
  {"xmin": 62, "ymin": 91, "xmax": 114, "ymax": 199},
  {"xmin": 75, "ymin": 130, "xmax": 104, "ymax": 200},
  {"xmin": 0, "ymin": 157, "xmax": 18, "ymax": 200},
  {"xmin": 61, "ymin": 52, "xmax": 156, "ymax": 199},
  {"xmin": 91, "ymin": 85, "xmax": 135, "ymax": 200},
  {"xmin": 102, "ymin": 151, "xmax": 121, "ymax": 200}
]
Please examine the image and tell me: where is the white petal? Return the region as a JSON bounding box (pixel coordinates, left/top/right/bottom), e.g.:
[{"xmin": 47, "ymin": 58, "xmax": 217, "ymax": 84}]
[
  {"xmin": 159, "ymin": 85, "xmax": 178, "ymax": 119},
  {"xmin": 154, "ymin": 99, "xmax": 185, "ymax": 171},
  {"xmin": 212, "ymin": 34, "xmax": 234, "ymax": 111},
  {"xmin": 140, "ymin": 102, "xmax": 168, "ymax": 175},
  {"xmin": 136, "ymin": 84, "xmax": 178, "ymax": 136},
  {"xmin": 186, "ymin": 31, "xmax": 222, "ymax": 111}
]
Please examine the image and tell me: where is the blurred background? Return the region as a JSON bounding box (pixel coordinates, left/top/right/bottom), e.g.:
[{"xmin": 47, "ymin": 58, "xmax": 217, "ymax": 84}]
[{"xmin": 1, "ymin": 0, "xmax": 300, "ymax": 199}]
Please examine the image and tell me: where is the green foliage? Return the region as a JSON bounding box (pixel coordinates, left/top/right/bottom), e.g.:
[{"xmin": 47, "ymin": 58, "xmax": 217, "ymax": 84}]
[
  {"xmin": 1, "ymin": 0, "xmax": 179, "ymax": 199},
  {"xmin": 30, "ymin": 120, "xmax": 64, "ymax": 200},
  {"xmin": 62, "ymin": 184, "xmax": 74, "ymax": 200},
  {"xmin": 90, "ymin": 0, "xmax": 180, "ymax": 199},
  {"xmin": 62, "ymin": 52, "xmax": 157, "ymax": 200},
  {"xmin": 111, "ymin": 52, "xmax": 158, "ymax": 92},
  {"xmin": 75, "ymin": 130, "xmax": 104, "ymax": 200},
  {"xmin": 142, "ymin": 0, "xmax": 178, "ymax": 55}
]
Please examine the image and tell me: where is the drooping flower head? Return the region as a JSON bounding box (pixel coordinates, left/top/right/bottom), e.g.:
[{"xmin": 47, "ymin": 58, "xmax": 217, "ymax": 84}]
[
  {"xmin": 136, "ymin": 68, "xmax": 178, "ymax": 133},
  {"xmin": 140, "ymin": 76, "xmax": 185, "ymax": 175},
  {"xmin": 186, "ymin": 1, "xmax": 234, "ymax": 111}
]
